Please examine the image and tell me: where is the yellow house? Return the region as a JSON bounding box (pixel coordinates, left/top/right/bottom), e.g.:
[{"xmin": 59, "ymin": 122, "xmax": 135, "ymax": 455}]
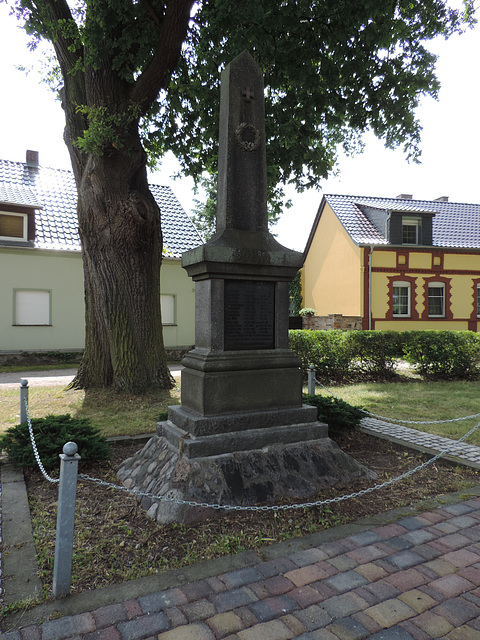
[
  {"xmin": 303, "ymin": 194, "xmax": 480, "ymax": 331},
  {"xmin": 0, "ymin": 151, "xmax": 202, "ymax": 355}
]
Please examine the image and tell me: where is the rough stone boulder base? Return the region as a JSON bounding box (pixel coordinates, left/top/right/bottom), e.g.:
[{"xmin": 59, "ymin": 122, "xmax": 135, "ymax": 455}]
[{"xmin": 117, "ymin": 436, "xmax": 375, "ymax": 524}]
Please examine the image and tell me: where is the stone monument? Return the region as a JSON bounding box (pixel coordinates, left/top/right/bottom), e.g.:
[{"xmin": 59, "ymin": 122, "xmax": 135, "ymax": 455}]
[{"xmin": 118, "ymin": 51, "xmax": 374, "ymax": 523}]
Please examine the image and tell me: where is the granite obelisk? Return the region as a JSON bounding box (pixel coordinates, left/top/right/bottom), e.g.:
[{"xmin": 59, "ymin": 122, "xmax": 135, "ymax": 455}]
[{"xmin": 117, "ymin": 52, "xmax": 375, "ymax": 523}]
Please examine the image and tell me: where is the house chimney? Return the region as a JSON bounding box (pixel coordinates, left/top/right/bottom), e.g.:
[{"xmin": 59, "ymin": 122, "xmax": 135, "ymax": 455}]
[
  {"xmin": 26, "ymin": 150, "xmax": 39, "ymax": 168},
  {"xmin": 396, "ymin": 194, "xmax": 413, "ymax": 200},
  {"xmin": 434, "ymin": 196, "xmax": 449, "ymax": 202}
]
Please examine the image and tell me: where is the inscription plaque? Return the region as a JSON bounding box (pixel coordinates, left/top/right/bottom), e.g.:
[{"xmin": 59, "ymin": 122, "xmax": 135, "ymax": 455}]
[{"xmin": 224, "ymin": 280, "xmax": 275, "ymax": 350}]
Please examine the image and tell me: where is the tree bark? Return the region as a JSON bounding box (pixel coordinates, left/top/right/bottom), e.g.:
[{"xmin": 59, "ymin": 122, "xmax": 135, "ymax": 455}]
[
  {"xmin": 71, "ymin": 130, "xmax": 174, "ymax": 393},
  {"xmin": 33, "ymin": 0, "xmax": 194, "ymax": 393}
]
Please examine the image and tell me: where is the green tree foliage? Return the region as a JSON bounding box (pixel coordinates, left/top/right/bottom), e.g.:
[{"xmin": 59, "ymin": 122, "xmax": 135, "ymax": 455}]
[
  {"xmin": 149, "ymin": 0, "xmax": 475, "ymax": 230},
  {"xmin": 289, "ymin": 270, "xmax": 303, "ymax": 316},
  {"xmin": 7, "ymin": 0, "xmax": 475, "ymax": 392}
]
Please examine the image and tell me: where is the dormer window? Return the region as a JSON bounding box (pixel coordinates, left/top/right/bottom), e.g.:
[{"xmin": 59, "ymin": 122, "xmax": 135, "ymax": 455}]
[
  {"xmin": 389, "ymin": 211, "xmax": 434, "ymax": 246},
  {"xmin": 0, "ymin": 211, "xmax": 28, "ymax": 241},
  {"xmin": 402, "ymin": 217, "xmax": 422, "ymax": 245}
]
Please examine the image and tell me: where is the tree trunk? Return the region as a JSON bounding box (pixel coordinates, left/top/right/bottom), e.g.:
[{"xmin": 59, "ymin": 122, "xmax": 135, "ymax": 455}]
[{"xmin": 70, "ymin": 133, "xmax": 174, "ymax": 393}]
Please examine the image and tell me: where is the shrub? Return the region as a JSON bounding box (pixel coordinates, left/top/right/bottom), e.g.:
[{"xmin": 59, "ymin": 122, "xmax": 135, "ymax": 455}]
[
  {"xmin": 303, "ymin": 394, "xmax": 364, "ymax": 432},
  {"xmin": 347, "ymin": 330, "xmax": 403, "ymax": 378},
  {"xmin": 0, "ymin": 414, "xmax": 110, "ymax": 471},
  {"xmin": 289, "ymin": 330, "xmax": 353, "ymax": 382},
  {"xmin": 402, "ymin": 330, "xmax": 480, "ymax": 379}
]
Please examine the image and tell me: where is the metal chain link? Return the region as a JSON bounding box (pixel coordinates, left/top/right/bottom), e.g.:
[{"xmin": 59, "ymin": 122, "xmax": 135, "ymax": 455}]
[
  {"xmin": 314, "ymin": 378, "xmax": 480, "ymax": 425},
  {"xmin": 24, "ymin": 392, "xmax": 480, "ymax": 512},
  {"xmin": 25, "ymin": 398, "xmax": 59, "ymax": 484},
  {"xmin": 77, "ymin": 418, "xmax": 480, "ymax": 512}
]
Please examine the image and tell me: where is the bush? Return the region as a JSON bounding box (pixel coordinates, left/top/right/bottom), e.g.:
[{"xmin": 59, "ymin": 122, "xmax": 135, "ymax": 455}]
[
  {"xmin": 347, "ymin": 330, "xmax": 403, "ymax": 378},
  {"xmin": 0, "ymin": 414, "xmax": 110, "ymax": 471},
  {"xmin": 402, "ymin": 330, "xmax": 480, "ymax": 379},
  {"xmin": 289, "ymin": 330, "xmax": 353, "ymax": 382},
  {"xmin": 303, "ymin": 394, "xmax": 364, "ymax": 432}
]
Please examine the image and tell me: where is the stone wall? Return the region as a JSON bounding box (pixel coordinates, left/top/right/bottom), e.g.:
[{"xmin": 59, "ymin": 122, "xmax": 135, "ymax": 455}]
[{"xmin": 302, "ymin": 314, "xmax": 362, "ymax": 331}]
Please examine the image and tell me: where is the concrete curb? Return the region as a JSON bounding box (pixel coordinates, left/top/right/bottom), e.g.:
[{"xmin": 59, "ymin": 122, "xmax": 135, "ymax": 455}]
[
  {"xmin": 3, "ymin": 454, "xmax": 480, "ymax": 631},
  {"xmin": 0, "ymin": 462, "xmax": 42, "ymax": 606}
]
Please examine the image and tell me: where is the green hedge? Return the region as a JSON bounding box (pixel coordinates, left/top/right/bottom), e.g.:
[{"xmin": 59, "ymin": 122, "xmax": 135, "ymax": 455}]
[
  {"xmin": 289, "ymin": 329, "xmax": 353, "ymax": 381},
  {"xmin": 289, "ymin": 329, "xmax": 480, "ymax": 382},
  {"xmin": 402, "ymin": 330, "xmax": 480, "ymax": 379}
]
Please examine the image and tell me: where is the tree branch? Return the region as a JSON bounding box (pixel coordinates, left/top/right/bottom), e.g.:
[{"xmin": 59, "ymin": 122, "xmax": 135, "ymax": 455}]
[
  {"xmin": 131, "ymin": 0, "xmax": 194, "ymax": 116},
  {"xmin": 33, "ymin": 0, "xmax": 83, "ymax": 77}
]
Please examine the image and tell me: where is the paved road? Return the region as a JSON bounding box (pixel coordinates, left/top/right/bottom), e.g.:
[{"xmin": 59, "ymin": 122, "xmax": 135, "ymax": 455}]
[{"xmin": 0, "ymin": 365, "xmax": 183, "ymax": 389}]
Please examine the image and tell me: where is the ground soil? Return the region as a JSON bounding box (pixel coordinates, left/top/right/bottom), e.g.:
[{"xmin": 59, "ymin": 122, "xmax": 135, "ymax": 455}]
[{"xmin": 24, "ymin": 430, "xmax": 479, "ymax": 597}]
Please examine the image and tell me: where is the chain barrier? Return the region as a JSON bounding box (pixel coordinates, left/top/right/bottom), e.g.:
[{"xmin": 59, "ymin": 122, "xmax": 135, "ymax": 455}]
[
  {"xmin": 76, "ymin": 417, "xmax": 480, "ymax": 512},
  {"xmin": 25, "ymin": 397, "xmax": 59, "ymax": 484},
  {"xmin": 314, "ymin": 378, "xmax": 480, "ymax": 426},
  {"xmin": 24, "ymin": 389, "xmax": 480, "ymax": 512}
]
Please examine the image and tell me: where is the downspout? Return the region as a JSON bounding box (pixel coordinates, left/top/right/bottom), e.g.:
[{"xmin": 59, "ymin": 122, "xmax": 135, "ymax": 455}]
[{"xmin": 368, "ymin": 245, "xmax": 373, "ymax": 329}]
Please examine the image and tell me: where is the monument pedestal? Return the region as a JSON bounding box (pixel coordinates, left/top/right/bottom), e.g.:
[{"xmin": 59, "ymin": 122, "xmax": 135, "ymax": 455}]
[
  {"xmin": 118, "ymin": 51, "xmax": 375, "ymax": 523},
  {"xmin": 117, "ymin": 433, "xmax": 375, "ymax": 525}
]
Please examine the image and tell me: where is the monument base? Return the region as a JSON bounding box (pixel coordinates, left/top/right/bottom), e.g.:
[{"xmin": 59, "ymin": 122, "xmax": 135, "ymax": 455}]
[{"xmin": 117, "ymin": 433, "xmax": 376, "ymax": 524}]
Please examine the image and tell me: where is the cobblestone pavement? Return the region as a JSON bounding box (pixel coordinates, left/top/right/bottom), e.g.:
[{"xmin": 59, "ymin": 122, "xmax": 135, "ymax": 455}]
[
  {"xmin": 360, "ymin": 417, "xmax": 480, "ymax": 469},
  {"xmin": 2, "ymin": 494, "xmax": 480, "ymax": 639},
  {"xmin": 2, "ymin": 398, "xmax": 480, "ymax": 639}
]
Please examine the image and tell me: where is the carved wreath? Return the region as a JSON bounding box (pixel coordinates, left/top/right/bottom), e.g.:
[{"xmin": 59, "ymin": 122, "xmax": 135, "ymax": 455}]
[{"xmin": 235, "ymin": 122, "xmax": 261, "ymax": 152}]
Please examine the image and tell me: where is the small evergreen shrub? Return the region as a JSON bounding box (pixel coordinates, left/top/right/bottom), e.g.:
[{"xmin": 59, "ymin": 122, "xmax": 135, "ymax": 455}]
[
  {"xmin": 402, "ymin": 330, "xmax": 480, "ymax": 379},
  {"xmin": 303, "ymin": 394, "xmax": 364, "ymax": 432},
  {"xmin": 0, "ymin": 414, "xmax": 110, "ymax": 471}
]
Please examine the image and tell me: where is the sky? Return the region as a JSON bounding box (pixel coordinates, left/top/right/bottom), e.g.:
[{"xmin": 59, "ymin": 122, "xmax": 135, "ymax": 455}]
[{"xmin": 1, "ymin": 2, "xmax": 479, "ymax": 252}]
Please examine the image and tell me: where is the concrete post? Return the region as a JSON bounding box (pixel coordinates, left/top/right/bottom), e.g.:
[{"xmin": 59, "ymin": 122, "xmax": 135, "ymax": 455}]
[
  {"xmin": 53, "ymin": 442, "xmax": 81, "ymax": 598},
  {"xmin": 20, "ymin": 379, "xmax": 29, "ymax": 424},
  {"xmin": 308, "ymin": 365, "xmax": 316, "ymax": 396}
]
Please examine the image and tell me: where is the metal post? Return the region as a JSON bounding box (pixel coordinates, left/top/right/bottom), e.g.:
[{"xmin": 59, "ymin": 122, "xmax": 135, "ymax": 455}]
[
  {"xmin": 20, "ymin": 379, "xmax": 29, "ymax": 424},
  {"xmin": 53, "ymin": 442, "xmax": 81, "ymax": 598},
  {"xmin": 308, "ymin": 365, "xmax": 316, "ymax": 396}
]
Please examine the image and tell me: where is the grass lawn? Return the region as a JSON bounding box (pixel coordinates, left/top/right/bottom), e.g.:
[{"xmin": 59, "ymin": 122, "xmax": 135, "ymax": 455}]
[
  {"xmin": 0, "ymin": 384, "xmax": 180, "ymax": 438},
  {"xmin": 1, "ymin": 370, "xmax": 480, "ymax": 444},
  {"xmin": 312, "ymin": 379, "xmax": 480, "ymax": 445}
]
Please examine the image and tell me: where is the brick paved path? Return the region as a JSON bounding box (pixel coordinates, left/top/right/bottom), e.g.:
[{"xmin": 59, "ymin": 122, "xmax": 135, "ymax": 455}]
[{"xmin": 2, "ymin": 495, "xmax": 480, "ymax": 640}]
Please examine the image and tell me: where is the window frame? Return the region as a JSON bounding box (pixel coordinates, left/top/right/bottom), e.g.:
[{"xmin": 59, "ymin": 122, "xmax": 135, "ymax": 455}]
[
  {"xmin": 0, "ymin": 211, "xmax": 28, "ymax": 242},
  {"xmin": 402, "ymin": 217, "xmax": 422, "ymax": 245},
  {"xmin": 160, "ymin": 293, "xmax": 176, "ymax": 325},
  {"xmin": 13, "ymin": 289, "xmax": 52, "ymax": 326},
  {"xmin": 427, "ymin": 282, "xmax": 445, "ymax": 318},
  {"xmin": 386, "ymin": 275, "xmax": 419, "ymax": 321},
  {"xmin": 392, "ymin": 281, "xmax": 411, "ymax": 317}
]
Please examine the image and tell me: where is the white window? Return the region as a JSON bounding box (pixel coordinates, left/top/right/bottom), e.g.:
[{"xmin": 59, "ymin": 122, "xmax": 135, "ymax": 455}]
[
  {"xmin": 14, "ymin": 290, "xmax": 51, "ymax": 325},
  {"xmin": 161, "ymin": 294, "xmax": 175, "ymax": 325},
  {"xmin": 428, "ymin": 283, "xmax": 445, "ymax": 317},
  {"xmin": 392, "ymin": 281, "xmax": 411, "ymax": 317},
  {"xmin": 0, "ymin": 212, "xmax": 28, "ymax": 241},
  {"xmin": 402, "ymin": 217, "xmax": 421, "ymax": 245}
]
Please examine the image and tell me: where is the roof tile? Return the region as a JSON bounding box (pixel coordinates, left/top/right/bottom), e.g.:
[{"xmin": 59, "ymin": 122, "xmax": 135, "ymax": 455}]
[
  {"xmin": 0, "ymin": 158, "xmax": 202, "ymax": 257},
  {"xmin": 323, "ymin": 194, "xmax": 480, "ymax": 249}
]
